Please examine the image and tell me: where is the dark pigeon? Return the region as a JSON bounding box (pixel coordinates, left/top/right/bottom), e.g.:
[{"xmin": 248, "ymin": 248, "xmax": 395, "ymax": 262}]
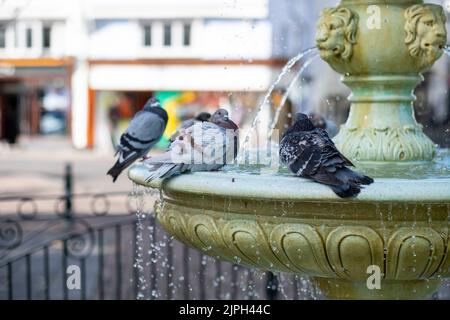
[
  {"xmin": 143, "ymin": 108, "xmax": 238, "ymax": 182},
  {"xmin": 279, "ymin": 113, "xmax": 373, "ymax": 198},
  {"xmin": 107, "ymin": 97, "xmax": 168, "ymax": 182}
]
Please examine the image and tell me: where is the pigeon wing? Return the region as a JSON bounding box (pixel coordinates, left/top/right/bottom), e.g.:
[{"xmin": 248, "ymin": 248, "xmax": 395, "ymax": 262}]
[
  {"xmin": 125, "ymin": 112, "xmax": 165, "ymax": 144},
  {"xmin": 313, "ymin": 128, "xmax": 353, "ymax": 168},
  {"xmin": 170, "ymin": 122, "xmax": 233, "ymax": 165},
  {"xmin": 117, "ymin": 112, "xmax": 166, "ymax": 162},
  {"xmin": 280, "ymin": 132, "xmax": 323, "ymax": 176}
]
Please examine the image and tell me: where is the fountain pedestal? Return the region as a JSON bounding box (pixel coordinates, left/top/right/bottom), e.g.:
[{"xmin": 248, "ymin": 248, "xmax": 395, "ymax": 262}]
[
  {"xmin": 316, "ymin": 0, "xmax": 447, "ymax": 162},
  {"xmin": 334, "ymin": 74, "xmax": 435, "ymax": 162},
  {"xmin": 129, "ymin": 0, "xmax": 450, "ymax": 299}
]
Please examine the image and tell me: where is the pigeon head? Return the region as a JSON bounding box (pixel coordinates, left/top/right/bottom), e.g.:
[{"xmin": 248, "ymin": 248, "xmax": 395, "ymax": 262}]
[
  {"xmin": 210, "ymin": 108, "xmax": 228, "ymax": 121},
  {"xmin": 210, "ymin": 108, "xmax": 238, "ymax": 130},
  {"xmin": 143, "ymin": 97, "xmax": 168, "ymax": 124},
  {"xmin": 143, "ymin": 97, "xmax": 161, "ymax": 111},
  {"xmin": 293, "ymin": 113, "xmax": 316, "ymax": 131},
  {"xmin": 308, "ymin": 112, "xmax": 326, "ymax": 129},
  {"xmin": 195, "ymin": 112, "xmax": 211, "ymax": 122}
]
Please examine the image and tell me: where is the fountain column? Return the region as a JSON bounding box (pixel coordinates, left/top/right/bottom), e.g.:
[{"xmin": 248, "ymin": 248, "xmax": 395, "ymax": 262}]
[{"xmin": 316, "ymin": 0, "xmax": 447, "ymax": 162}]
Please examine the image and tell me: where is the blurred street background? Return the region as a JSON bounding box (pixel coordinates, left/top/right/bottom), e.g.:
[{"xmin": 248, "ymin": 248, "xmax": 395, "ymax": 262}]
[{"xmin": 0, "ymin": 135, "xmax": 138, "ymax": 214}]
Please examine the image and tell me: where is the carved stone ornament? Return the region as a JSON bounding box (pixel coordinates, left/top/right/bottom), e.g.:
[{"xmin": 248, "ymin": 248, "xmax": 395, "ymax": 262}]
[
  {"xmin": 404, "ymin": 4, "xmax": 447, "ymax": 70},
  {"xmin": 316, "ymin": 7, "xmax": 358, "ymax": 62}
]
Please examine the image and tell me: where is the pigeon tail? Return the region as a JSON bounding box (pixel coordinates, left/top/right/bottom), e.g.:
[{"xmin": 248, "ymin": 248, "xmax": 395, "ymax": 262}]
[
  {"xmin": 310, "ymin": 166, "xmax": 373, "ymax": 198},
  {"xmin": 335, "ymin": 167, "xmax": 374, "ymax": 186},
  {"xmin": 107, "ymin": 155, "xmax": 138, "ymax": 182},
  {"xmin": 330, "ymin": 183, "xmax": 361, "ymax": 198},
  {"xmin": 107, "ymin": 164, "xmax": 122, "ymax": 182},
  {"xmin": 144, "ymin": 163, "xmax": 187, "ymax": 182},
  {"xmin": 328, "ymin": 167, "xmax": 373, "ymax": 198},
  {"xmin": 356, "ymin": 174, "xmax": 374, "ymax": 185}
]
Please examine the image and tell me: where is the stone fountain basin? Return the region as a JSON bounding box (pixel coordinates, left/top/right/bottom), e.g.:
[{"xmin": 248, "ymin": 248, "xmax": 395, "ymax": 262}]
[{"xmin": 129, "ymin": 163, "xmax": 450, "ymax": 299}]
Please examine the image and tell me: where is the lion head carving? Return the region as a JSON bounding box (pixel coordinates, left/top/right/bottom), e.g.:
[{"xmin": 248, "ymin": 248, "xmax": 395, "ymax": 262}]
[
  {"xmin": 404, "ymin": 4, "xmax": 447, "ymax": 69},
  {"xmin": 316, "ymin": 7, "xmax": 358, "ymax": 62}
]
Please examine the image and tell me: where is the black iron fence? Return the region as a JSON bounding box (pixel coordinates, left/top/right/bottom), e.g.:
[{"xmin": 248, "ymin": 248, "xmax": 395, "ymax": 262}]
[
  {"xmin": 0, "ymin": 164, "xmax": 321, "ymax": 300},
  {"xmin": 0, "ymin": 196, "xmax": 137, "ymax": 299}
]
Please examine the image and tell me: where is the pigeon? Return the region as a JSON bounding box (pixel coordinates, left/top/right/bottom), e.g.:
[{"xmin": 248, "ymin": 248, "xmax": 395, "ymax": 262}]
[
  {"xmin": 308, "ymin": 112, "xmax": 339, "ymax": 138},
  {"xmin": 143, "ymin": 108, "xmax": 238, "ymax": 182},
  {"xmin": 169, "ymin": 111, "xmax": 211, "ymax": 142},
  {"xmin": 107, "ymin": 97, "xmax": 168, "ymax": 182},
  {"xmin": 279, "ymin": 113, "xmax": 373, "ymax": 198}
]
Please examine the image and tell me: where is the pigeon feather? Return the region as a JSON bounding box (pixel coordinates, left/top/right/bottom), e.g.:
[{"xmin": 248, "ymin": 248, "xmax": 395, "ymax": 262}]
[{"xmin": 280, "ymin": 113, "xmax": 373, "ymax": 198}]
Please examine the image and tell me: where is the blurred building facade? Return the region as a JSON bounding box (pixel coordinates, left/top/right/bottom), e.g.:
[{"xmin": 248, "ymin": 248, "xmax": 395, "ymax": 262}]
[
  {"xmin": 0, "ymin": 0, "xmax": 322, "ymax": 150},
  {"xmin": 2, "ymin": 0, "xmax": 448, "ymax": 150}
]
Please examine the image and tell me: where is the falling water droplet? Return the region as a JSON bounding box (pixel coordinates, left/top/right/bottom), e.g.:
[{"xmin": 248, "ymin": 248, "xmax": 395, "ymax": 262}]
[{"xmin": 238, "ymin": 47, "xmax": 318, "ymax": 161}]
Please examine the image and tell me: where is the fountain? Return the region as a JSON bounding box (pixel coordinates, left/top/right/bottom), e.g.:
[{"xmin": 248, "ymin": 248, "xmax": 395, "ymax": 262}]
[{"xmin": 129, "ymin": 0, "xmax": 450, "ymax": 299}]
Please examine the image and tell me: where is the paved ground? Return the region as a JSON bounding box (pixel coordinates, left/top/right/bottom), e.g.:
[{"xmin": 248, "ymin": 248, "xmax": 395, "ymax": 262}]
[{"xmin": 0, "ymin": 136, "xmax": 157, "ymax": 215}]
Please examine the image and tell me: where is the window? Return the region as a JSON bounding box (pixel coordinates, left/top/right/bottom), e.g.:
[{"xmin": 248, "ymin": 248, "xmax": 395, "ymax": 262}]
[
  {"xmin": 143, "ymin": 25, "xmax": 151, "ymax": 46},
  {"xmin": 183, "ymin": 23, "xmax": 191, "ymax": 46},
  {"xmin": 43, "ymin": 26, "xmax": 51, "ymax": 49},
  {"xmin": 0, "ymin": 26, "xmax": 5, "ymax": 48},
  {"xmin": 163, "ymin": 23, "xmax": 171, "ymax": 46},
  {"xmin": 26, "ymin": 27, "xmax": 32, "ymax": 48},
  {"xmin": 13, "ymin": 25, "xmax": 18, "ymax": 48}
]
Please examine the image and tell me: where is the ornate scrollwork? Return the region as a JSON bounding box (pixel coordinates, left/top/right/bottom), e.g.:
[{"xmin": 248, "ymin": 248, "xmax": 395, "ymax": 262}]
[
  {"xmin": 66, "ymin": 233, "xmax": 94, "ymax": 258},
  {"xmin": 90, "ymin": 194, "xmax": 110, "ymax": 216},
  {"xmin": 156, "ymin": 202, "xmax": 192, "ymax": 246},
  {"xmin": 386, "ymin": 227, "xmax": 445, "ymax": 279},
  {"xmin": 221, "ymin": 220, "xmax": 289, "ymax": 272},
  {"xmin": 65, "ymin": 220, "xmax": 95, "ymax": 258},
  {"xmin": 326, "ymin": 226, "xmax": 384, "ymax": 280},
  {"xmin": 269, "ymin": 224, "xmax": 335, "ymax": 277},
  {"xmin": 404, "ymin": 4, "xmax": 447, "ymax": 71},
  {"xmin": 333, "ymin": 125, "xmax": 436, "ymax": 161},
  {"xmin": 316, "ymin": 7, "xmax": 358, "ymax": 62},
  {"xmin": 156, "ymin": 201, "xmax": 450, "ymax": 283},
  {"xmin": 0, "ymin": 220, "xmax": 22, "ymax": 249},
  {"xmin": 17, "ymin": 198, "xmax": 38, "ymax": 220}
]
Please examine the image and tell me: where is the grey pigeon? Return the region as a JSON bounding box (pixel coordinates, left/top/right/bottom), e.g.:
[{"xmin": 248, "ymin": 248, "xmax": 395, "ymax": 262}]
[
  {"xmin": 107, "ymin": 97, "xmax": 168, "ymax": 182},
  {"xmin": 280, "ymin": 113, "xmax": 373, "ymax": 198},
  {"xmin": 169, "ymin": 112, "xmax": 211, "ymax": 142},
  {"xmin": 143, "ymin": 108, "xmax": 238, "ymax": 182}
]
